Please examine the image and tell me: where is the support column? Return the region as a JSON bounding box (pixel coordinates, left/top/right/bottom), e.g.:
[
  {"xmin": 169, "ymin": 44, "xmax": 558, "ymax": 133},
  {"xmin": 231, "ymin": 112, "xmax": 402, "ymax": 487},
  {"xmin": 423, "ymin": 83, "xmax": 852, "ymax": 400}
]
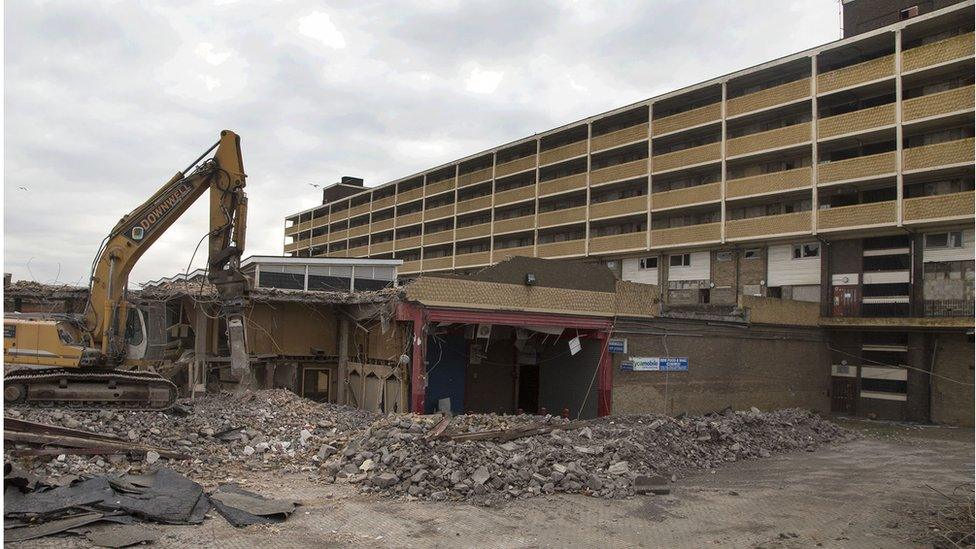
[
  {"xmin": 397, "ymin": 303, "xmax": 428, "ymax": 413},
  {"xmin": 596, "ymin": 331, "xmax": 612, "ymax": 417},
  {"xmin": 190, "ymin": 305, "xmax": 209, "ymax": 398},
  {"xmin": 337, "ymin": 314, "xmax": 350, "ymax": 405}
]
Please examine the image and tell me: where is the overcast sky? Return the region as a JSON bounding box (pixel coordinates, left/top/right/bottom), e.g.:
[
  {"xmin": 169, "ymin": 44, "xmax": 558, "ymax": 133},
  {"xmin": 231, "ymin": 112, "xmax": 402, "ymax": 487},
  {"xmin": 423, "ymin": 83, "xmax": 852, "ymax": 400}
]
[{"xmin": 4, "ymin": 0, "xmax": 840, "ymax": 287}]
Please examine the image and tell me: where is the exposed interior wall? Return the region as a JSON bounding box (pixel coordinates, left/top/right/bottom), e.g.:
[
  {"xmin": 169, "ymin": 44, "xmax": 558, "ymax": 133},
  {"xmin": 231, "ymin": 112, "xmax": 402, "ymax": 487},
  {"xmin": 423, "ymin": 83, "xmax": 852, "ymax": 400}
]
[
  {"xmin": 930, "ymin": 332, "xmax": 975, "ymax": 427},
  {"xmin": 246, "ymin": 302, "xmax": 338, "ymax": 356},
  {"xmin": 538, "ymin": 338, "xmax": 600, "ymax": 419}
]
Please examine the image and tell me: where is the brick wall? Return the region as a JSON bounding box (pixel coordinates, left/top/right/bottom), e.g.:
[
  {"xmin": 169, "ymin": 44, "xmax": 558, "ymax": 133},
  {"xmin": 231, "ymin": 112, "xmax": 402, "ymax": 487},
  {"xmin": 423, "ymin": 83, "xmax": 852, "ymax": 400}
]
[
  {"xmin": 930, "ymin": 332, "xmax": 976, "ymax": 427},
  {"xmin": 711, "ymin": 251, "xmax": 737, "ymax": 305}
]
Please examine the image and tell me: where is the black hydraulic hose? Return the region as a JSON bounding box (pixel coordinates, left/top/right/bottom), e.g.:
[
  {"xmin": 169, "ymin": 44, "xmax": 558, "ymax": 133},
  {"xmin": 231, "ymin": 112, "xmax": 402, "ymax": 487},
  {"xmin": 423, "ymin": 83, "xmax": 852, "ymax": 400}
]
[{"xmin": 182, "ymin": 140, "xmax": 220, "ymax": 175}]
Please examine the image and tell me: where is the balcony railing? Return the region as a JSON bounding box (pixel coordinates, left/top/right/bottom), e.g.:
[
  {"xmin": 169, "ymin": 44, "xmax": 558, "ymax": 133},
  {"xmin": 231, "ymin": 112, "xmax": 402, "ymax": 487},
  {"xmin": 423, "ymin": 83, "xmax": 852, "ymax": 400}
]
[
  {"xmin": 818, "ymin": 103, "xmax": 895, "ymax": 139},
  {"xmin": 727, "ymin": 167, "xmax": 811, "ymax": 199},
  {"xmin": 493, "ymin": 245, "xmax": 535, "ymax": 262},
  {"xmin": 331, "ymin": 208, "xmax": 350, "ymax": 221},
  {"xmin": 372, "ymin": 195, "xmax": 395, "ymax": 211},
  {"xmin": 423, "ymin": 229, "xmax": 454, "ymax": 245},
  {"xmin": 284, "ymin": 241, "xmax": 304, "ymax": 253},
  {"xmin": 589, "ymin": 195, "xmax": 647, "ymax": 219},
  {"xmin": 588, "ymin": 231, "xmax": 646, "ymax": 253},
  {"xmin": 456, "ymin": 195, "xmax": 492, "ymax": 214},
  {"xmin": 726, "ymin": 211, "xmax": 811, "ymax": 239},
  {"xmin": 652, "ymin": 103, "xmax": 721, "ymax": 136},
  {"xmin": 652, "ymin": 142, "xmax": 721, "ymax": 173},
  {"xmin": 537, "ymin": 239, "xmax": 586, "ymax": 258},
  {"xmin": 297, "ymin": 220, "xmax": 314, "ymax": 232},
  {"xmin": 817, "ymin": 201, "xmax": 896, "ymax": 230},
  {"xmin": 400, "ymin": 260, "xmax": 422, "ymax": 274},
  {"xmin": 458, "ymin": 167, "xmax": 493, "ymax": 188},
  {"xmin": 538, "ymin": 205, "xmax": 587, "ymax": 227},
  {"xmin": 493, "ymin": 215, "xmax": 535, "ymax": 234},
  {"xmin": 590, "ymin": 158, "xmax": 648, "ymax": 185},
  {"xmin": 651, "ymin": 182, "xmax": 720, "ymax": 211},
  {"xmin": 310, "ymin": 216, "xmax": 329, "ymax": 230},
  {"xmin": 495, "ymin": 155, "xmax": 536, "ymax": 178},
  {"xmin": 284, "ymin": 224, "xmax": 301, "ymax": 236},
  {"xmin": 650, "ymin": 222, "xmax": 721, "ymax": 247},
  {"xmin": 397, "ymin": 187, "xmax": 424, "ymax": 205},
  {"xmin": 425, "ymin": 177, "xmax": 456, "ymax": 197},
  {"xmin": 903, "ymin": 138, "xmax": 975, "ymax": 172},
  {"xmin": 901, "ymin": 32, "xmax": 975, "ymax": 73},
  {"xmin": 424, "ymin": 203, "xmax": 455, "ymax": 220},
  {"xmin": 726, "ymin": 122, "xmax": 811, "ymax": 157},
  {"xmin": 328, "ymin": 229, "xmax": 348, "ymax": 242},
  {"xmin": 903, "ymin": 85, "xmax": 975, "ymax": 122},
  {"xmin": 817, "ymin": 54, "xmax": 895, "ymax": 94},
  {"xmin": 727, "ymin": 78, "xmax": 811, "ymax": 117},
  {"xmin": 423, "ymin": 256, "xmax": 454, "ymax": 271},
  {"xmin": 591, "ymin": 123, "xmax": 649, "ymax": 152},
  {"xmin": 395, "ymin": 212, "xmax": 423, "ymax": 228},
  {"xmin": 455, "ymin": 251, "xmax": 492, "ymax": 267},
  {"xmin": 817, "ymin": 151, "xmax": 896, "ymax": 184},
  {"xmin": 539, "ymin": 173, "xmax": 587, "ymax": 197},
  {"xmin": 394, "ymin": 235, "xmax": 422, "ymax": 250},
  {"xmin": 370, "ymin": 218, "xmax": 395, "ymax": 232},
  {"xmin": 348, "ymin": 224, "xmax": 370, "ymax": 239},
  {"xmin": 455, "ymin": 222, "xmax": 491, "ymax": 241},
  {"xmin": 494, "ymin": 185, "xmax": 535, "ymax": 206},
  {"xmin": 348, "ymin": 203, "xmax": 370, "ymax": 218},
  {"xmin": 903, "ymin": 191, "xmax": 975, "ymax": 223},
  {"xmin": 539, "ymin": 140, "xmax": 588, "ymax": 166},
  {"xmin": 310, "ymin": 234, "xmax": 330, "ymax": 246},
  {"xmin": 347, "ymin": 245, "xmax": 369, "ymax": 258},
  {"xmin": 369, "ymin": 240, "xmax": 394, "ymax": 255}
]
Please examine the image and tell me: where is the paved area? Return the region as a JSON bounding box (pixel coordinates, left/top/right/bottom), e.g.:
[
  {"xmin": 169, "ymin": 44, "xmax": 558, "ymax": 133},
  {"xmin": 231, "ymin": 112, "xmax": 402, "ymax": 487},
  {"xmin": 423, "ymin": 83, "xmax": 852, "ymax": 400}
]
[{"xmin": 9, "ymin": 424, "xmax": 974, "ymax": 548}]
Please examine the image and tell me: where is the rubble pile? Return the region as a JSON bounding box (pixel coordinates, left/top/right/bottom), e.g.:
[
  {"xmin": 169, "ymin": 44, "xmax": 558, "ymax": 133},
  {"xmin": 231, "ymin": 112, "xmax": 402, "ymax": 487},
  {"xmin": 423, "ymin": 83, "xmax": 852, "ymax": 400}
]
[
  {"xmin": 324, "ymin": 408, "xmax": 850, "ymax": 502},
  {"xmin": 6, "ymin": 390, "xmax": 375, "ymax": 482}
]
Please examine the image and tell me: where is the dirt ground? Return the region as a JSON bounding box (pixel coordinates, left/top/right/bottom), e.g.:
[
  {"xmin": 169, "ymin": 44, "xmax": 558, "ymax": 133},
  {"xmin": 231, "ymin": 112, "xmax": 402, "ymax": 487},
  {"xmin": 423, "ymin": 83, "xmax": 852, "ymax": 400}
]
[{"xmin": 9, "ymin": 421, "xmax": 974, "ymax": 549}]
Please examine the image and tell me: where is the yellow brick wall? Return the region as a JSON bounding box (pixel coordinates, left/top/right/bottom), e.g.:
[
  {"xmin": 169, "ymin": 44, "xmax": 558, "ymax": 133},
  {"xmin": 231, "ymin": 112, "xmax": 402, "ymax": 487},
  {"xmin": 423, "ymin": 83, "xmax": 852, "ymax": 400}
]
[
  {"xmin": 537, "ymin": 239, "xmax": 586, "ymax": 258},
  {"xmin": 726, "ymin": 122, "xmax": 810, "ymax": 157},
  {"xmin": 396, "ymin": 187, "xmax": 424, "ymax": 204},
  {"xmin": 726, "ymin": 167, "xmax": 811, "ymax": 198},
  {"xmin": 903, "ymin": 85, "xmax": 975, "ymax": 122},
  {"xmin": 740, "ymin": 295, "xmax": 819, "ymax": 326},
  {"xmin": 614, "ymin": 280, "xmax": 659, "ymax": 317},
  {"xmin": 903, "ymin": 138, "xmax": 975, "ymax": 171},
  {"xmin": 370, "ymin": 241, "xmax": 394, "ymax": 254},
  {"xmin": 818, "ymin": 103, "xmax": 895, "ymax": 139},
  {"xmin": 348, "ymin": 203, "xmax": 370, "ymax": 218},
  {"xmin": 591, "ymin": 123, "xmax": 649, "ymax": 152},
  {"xmin": 405, "ymin": 277, "xmax": 617, "ymax": 316},
  {"xmin": 394, "ymin": 235, "xmax": 421, "ymax": 249},
  {"xmin": 901, "ymin": 32, "xmax": 975, "ymax": 73},
  {"xmin": 588, "ymin": 231, "xmax": 646, "ymax": 253},
  {"xmin": 539, "ymin": 141, "xmax": 587, "ymax": 166},
  {"xmin": 347, "ymin": 246, "xmax": 369, "ymax": 257},
  {"xmin": 423, "ymin": 256, "xmax": 453, "ymax": 271},
  {"xmin": 425, "ymin": 204, "xmax": 455, "ymax": 220},
  {"xmin": 650, "ymin": 222, "xmax": 721, "ymax": 247},
  {"xmin": 423, "ymin": 230, "xmax": 453, "ymax": 245},
  {"xmin": 495, "ymin": 155, "xmax": 537, "ymax": 177},
  {"xmin": 328, "ymin": 229, "xmax": 348, "ymax": 242},
  {"xmin": 371, "ymin": 218, "xmax": 395, "ymax": 232},
  {"xmin": 726, "ymin": 211, "xmax": 811, "ymax": 239},
  {"xmin": 454, "ymin": 251, "xmax": 491, "ymax": 267},
  {"xmin": 372, "ymin": 195, "xmax": 395, "ymax": 211},
  {"xmin": 539, "ymin": 173, "xmax": 587, "ymax": 196},
  {"xmin": 455, "ymin": 195, "xmax": 492, "ymax": 214},
  {"xmin": 652, "ymin": 142, "xmax": 721, "ymax": 173},
  {"xmin": 817, "ymin": 201, "xmax": 896, "ymax": 230},
  {"xmin": 817, "ymin": 54, "xmax": 894, "ymax": 93},
  {"xmin": 651, "ymin": 182, "xmax": 720, "ymax": 210},
  {"xmin": 589, "ymin": 195, "xmax": 647, "ymax": 219},
  {"xmin": 348, "ymin": 224, "xmax": 370, "ymax": 238},
  {"xmin": 425, "ymin": 178, "xmax": 455, "ymax": 196},
  {"xmin": 458, "ymin": 167, "xmax": 492, "ymax": 187},
  {"xmin": 590, "ymin": 158, "xmax": 648, "ymax": 185},
  {"xmin": 652, "ymin": 103, "xmax": 721, "ymax": 136},
  {"xmin": 400, "ymin": 260, "xmax": 422, "ymax": 273},
  {"xmin": 817, "ymin": 151, "xmax": 896, "ymax": 184},
  {"xmin": 395, "ymin": 212, "xmax": 423, "ymax": 227},
  {"xmin": 493, "ymin": 215, "xmax": 535, "ymax": 234},
  {"xmin": 538, "ymin": 205, "xmax": 587, "ymax": 227},
  {"xmin": 903, "ymin": 191, "xmax": 975, "ymax": 222},
  {"xmin": 727, "ymin": 78, "xmax": 810, "ymax": 117},
  {"xmin": 494, "ymin": 185, "xmax": 535, "ymax": 206},
  {"xmin": 455, "ymin": 223, "xmax": 490, "ymax": 241}
]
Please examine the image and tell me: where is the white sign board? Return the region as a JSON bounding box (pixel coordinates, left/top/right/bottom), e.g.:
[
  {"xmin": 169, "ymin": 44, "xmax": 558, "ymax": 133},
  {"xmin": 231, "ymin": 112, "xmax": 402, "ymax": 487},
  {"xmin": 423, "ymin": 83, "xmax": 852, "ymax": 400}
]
[{"xmin": 568, "ymin": 336, "xmax": 582, "ymax": 356}]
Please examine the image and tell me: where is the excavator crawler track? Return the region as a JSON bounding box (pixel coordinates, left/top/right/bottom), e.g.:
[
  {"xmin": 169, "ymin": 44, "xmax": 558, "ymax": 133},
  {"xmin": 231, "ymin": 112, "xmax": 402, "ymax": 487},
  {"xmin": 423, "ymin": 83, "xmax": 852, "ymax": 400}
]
[{"xmin": 3, "ymin": 368, "xmax": 177, "ymax": 411}]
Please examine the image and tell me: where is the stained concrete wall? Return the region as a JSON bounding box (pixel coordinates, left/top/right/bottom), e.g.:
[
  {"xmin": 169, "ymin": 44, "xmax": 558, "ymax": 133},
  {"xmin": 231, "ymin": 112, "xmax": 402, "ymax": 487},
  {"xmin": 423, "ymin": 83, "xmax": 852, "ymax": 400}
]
[
  {"xmin": 930, "ymin": 333, "xmax": 975, "ymax": 427},
  {"xmin": 611, "ymin": 318, "xmax": 830, "ymax": 416}
]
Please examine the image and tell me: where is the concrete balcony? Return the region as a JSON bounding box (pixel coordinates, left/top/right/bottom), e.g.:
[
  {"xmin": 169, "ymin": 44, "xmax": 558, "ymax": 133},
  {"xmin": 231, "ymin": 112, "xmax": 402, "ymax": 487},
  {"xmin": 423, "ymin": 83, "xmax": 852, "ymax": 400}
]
[
  {"xmin": 537, "ymin": 239, "xmax": 586, "ymax": 258},
  {"xmin": 901, "ymin": 32, "xmax": 974, "ymax": 73},
  {"xmin": 727, "ymin": 167, "xmax": 811, "ymax": 199},
  {"xmin": 538, "ymin": 205, "xmax": 587, "ymax": 228},
  {"xmin": 591, "ymin": 123, "xmax": 649, "ymax": 152},
  {"xmin": 493, "ymin": 245, "xmax": 535, "ymax": 262},
  {"xmin": 328, "ymin": 229, "xmax": 348, "ymax": 242},
  {"xmin": 455, "ymin": 251, "xmax": 492, "ymax": 267},
  {"xmin": 372, "ymin": 195, "xmax": 395, "ymax": 211},
  {"xmin": 394, "ymin": 235, "xmax": 422, "ymax": 251},
  {"xmin": 284, "ymin": 224, "xmax": 301, "ymax": 236},
  {"xmin": 283, "ymin": 241, "xmax": 304, "ymax": 253},
  {"xmin": 328, "ymin": 249, "xmax": 348, "ymax": 258},
  {"xmin": 455, "ymin": 223, "xmax": 491, "ymax": 241},
  {"xmin": 400, "ymin": 260, "xmax": 422, "ymax": 274},
  {"xmin": 424, "ymin": 203, "xmax": 455, "ymax": 221},
  {"xmin": 297, "ymin": 220, "xmax": 314, "ymax": 232},
  {"xmin": 311, "ymin": 234, "xmax": 329, "ymax": 246},
  {"xmin": 494, "ymin": 185, "xmax": 535, "ymax": 206},
  {"xmin": 818, "ymin": 103, "xmax": 895, "ymax": 139},
  {"xmin": 348, "ymin": 203, "xmax": 370, "ymax": 218},
  {"xmin": 424, "ymin": 229, "xmax": 454, "ymax": 245},
  {"xmin": 817, "ymin": 54, "xmax": 895, "ymax": 94},
  {"xmin": 817, "ymin": 201, "xmax": 896, "ymax": 231},
  {"xmin": 726, "ymin": 122, "xmax": 810, "ymax": 158},
  {"xmin": 588, "ymin": 231, "xmax": 646, "ymax": 254},
  {"xmin": 903, "ymin": 85, "xmax": 975, "ymax": 122},
  {"xmin": 347, "ymin": 245, "xmax": 369, "ymax": 258},
  {"xmin": 423, "ymin": 256, "xmax": 454, "ymax": 271},
  {"xmin": 370, "ymin": 218, "xmax": 395, "ymax": 233},
  {"xmin": 726, "ymin": 211, "xmax": 811, "ymax": 240},
  {"xmin": 456, "ymin": 195, "xmax": 492, "ymax": 214},
  {"xmin": 539, "ymin": 140, "xmax": 588, "ymax": 166},
  {"xmin": 727, "ymin": 78, "xmax": 811, "ymax": 117},
  {"xmin": 426, "ymin": 177, "xmax": 456, "ymax": 197},
  {"xmin": 589, "ymin": 195, "xmax": 647, "ymax": 219},
  {"xmin": 458, "ymin": 167, "xmax": 492, "ymax": 188},
  {"xmin": 903, "ymin": 191, "xmax": 975, "ymax": 223},
  {"xmin": 652, "ymin": 142, "xmax": 721, "ymax": 173},
  {"xmin": 310, "ymin": 217, "xmax": 329, "ymax": 230},
  {"xmin": 493, "ymin": 215, "xmax": 535, "ymax": 234},
  {"xmin": 397, "ymin": 187, "xmax": 424, "ymax": 205},
  {"xmin": 817, "ymin": 151, "xmax": 896, "ymax": 184},
  {"xmin": 369, "ymin": 240, "xmax": 394, "ymax": 255},
  {"xmin": 395, "ymin": 211, "xmax": 423, "ymax": 228},
  {"xmin": 495, "ymin": 155, "xmax": 536, "ymax": 177},
  {"xmin": 539, "ymin": 173, "xmax": 587, "ymax": 197},
  {"xmin": 590, "ymin": 159, "xmax": 648, "ymax": 185},
  {"xmin": 651, "ymin": 182, "xmax": 721, "ymax": 211},
  {"xmin": 650, "ymin": 222, "xmax": 721, "ymax": 247},
  {"xmin": 903, "ymin": 138, "xmax": 975, "ymax": 172},
  {"xmin": 652, "ymin": 103, "xmax": 721, "ymax": 136},
  {"xmin": 348, "ymin": 224, "xmax": 370, "ymax": 239},
  {"xmin": 331, "ymin": 208, "xmax": 350, "ymax": 221}
]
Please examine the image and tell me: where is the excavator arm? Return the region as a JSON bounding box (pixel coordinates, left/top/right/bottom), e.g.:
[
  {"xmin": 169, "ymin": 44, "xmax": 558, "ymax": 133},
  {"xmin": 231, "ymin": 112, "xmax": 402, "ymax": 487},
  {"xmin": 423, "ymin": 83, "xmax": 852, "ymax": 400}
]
[{"xmin": 87, "ymin": 130, "xmax": 249, "ymax": 370}]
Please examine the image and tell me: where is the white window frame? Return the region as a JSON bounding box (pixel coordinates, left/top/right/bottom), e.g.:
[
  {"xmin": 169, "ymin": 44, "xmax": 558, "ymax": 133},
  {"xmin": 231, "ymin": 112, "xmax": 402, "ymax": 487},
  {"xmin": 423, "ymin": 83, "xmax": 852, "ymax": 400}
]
[
  {"xmin": 638, "ymin": 257, "xmax": 658, "ymax": 270},
  {"xmin": 670, "ymin": 253, "xmax": 691, "ymax": 267},
  {"xmin": 924, "ymin": 231, "xmax": 963, "ymax": 249},
  {"xmin": 792, "ymin": 243, "xmax": 820, "ymax": 260}
]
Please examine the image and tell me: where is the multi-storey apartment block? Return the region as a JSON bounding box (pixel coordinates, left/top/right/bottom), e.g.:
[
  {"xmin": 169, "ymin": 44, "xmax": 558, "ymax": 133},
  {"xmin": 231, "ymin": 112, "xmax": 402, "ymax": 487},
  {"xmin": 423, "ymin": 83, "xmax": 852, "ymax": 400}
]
[{"xmin": 285, "ymin": 2, "xmax": 974, "ymax": 423}]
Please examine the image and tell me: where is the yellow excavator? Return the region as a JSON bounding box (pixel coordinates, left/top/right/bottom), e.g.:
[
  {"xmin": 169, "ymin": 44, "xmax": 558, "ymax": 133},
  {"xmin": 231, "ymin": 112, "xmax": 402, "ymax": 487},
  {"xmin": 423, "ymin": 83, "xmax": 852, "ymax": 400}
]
[{"xmin": 3, "ymin": 130, "xmax": 250, "ymax": 410}]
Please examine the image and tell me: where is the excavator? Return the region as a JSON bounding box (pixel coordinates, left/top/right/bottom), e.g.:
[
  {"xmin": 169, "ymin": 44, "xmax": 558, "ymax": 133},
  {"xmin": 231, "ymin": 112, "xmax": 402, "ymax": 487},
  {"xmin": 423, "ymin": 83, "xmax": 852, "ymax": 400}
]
[{"xmin": 3, "ymin": 130, "xmax": 250, "ymax": 410}]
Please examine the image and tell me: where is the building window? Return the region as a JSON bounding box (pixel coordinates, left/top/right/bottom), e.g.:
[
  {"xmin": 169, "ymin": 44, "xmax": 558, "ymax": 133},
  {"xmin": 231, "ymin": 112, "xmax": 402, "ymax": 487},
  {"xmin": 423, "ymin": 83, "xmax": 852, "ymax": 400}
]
[
  {"xmin": 924, "ymin": 231, "xmax": 963, "ymax": 249},
  {"xmin": 743, "ymin": 248, "xmax": 761, "ymax": 260},
  {"xmin": 670, "ymin": 253, "xmax": 691, "ymax": 267},
  {"xmin": 792, "ymin": 243, "xmax": 820, "ymax": 259},
  {"xmin": 900, "ymin": 5, "xmax": 918, "ymax": 20},
  {"xmin": 639, "ymin": 257, "xmax": 658, "ymax": 269},
  {"xmin": 716, "ymin": 251, "xmax": 733, "ymax": 262}
]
